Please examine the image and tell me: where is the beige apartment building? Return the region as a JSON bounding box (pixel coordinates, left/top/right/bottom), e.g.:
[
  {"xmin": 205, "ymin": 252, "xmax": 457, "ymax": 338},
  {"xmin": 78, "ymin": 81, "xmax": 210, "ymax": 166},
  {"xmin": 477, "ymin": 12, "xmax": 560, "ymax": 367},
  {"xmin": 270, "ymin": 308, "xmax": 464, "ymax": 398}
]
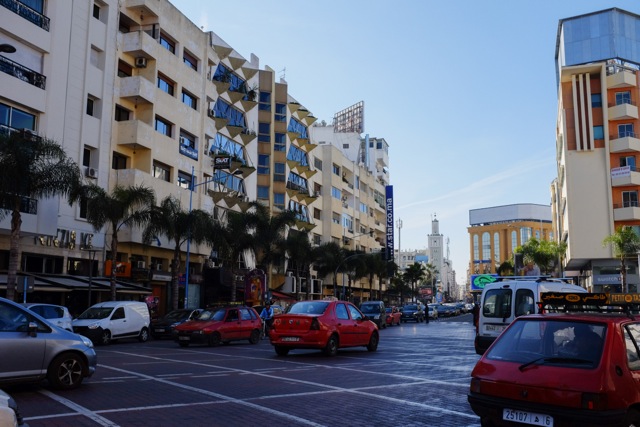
[{"xmin": 0, "ymin": 0, "xmax": 391, "ymax": 313}]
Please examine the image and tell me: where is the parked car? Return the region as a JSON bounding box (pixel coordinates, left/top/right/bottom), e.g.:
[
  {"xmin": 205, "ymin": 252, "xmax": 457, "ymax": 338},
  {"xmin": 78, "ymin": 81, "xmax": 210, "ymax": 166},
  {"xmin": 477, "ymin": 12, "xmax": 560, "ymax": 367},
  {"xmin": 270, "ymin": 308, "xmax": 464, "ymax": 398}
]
[
  {"xmin": 174, "ymin": 306, "xmax": 262, "ymax": 347},
  {"xmin": 151, "ymin": 308, "xmax": 203, "ymax": 339},
  {"xmin": 73, "ymin": 301, "xmax": 151, "ymax": 345},
  {"xmin": 269, "ymin": 299, "xmax": 379, "ymax": 357},
  {"xmin": 360, "ymin": 301, "xmax": 387, "ymax": 329},
  {"xmin": 469, "ymin": 292, "xmax": 640, "ymax": 427},
  {"xmin": 0, "ymin": 296, "xmax": 97, "ymax": 390},
  {"xmin": 427, "ymin": 304, "xmax": 438, "ymax": 321},
  {"xmin": 22, "ymin": 302, "xmax": 73, "ymax": 331},
  {"xmin": 385, "ymin": 306, "xmax": 402, "ymax": 326},
  {"xmin": 0, "ymin": 389, "xmax": 24, "ymax": 426},
  {"xmin": 400, "ymin": 304, "xmax": 424, "ymax": 323}
]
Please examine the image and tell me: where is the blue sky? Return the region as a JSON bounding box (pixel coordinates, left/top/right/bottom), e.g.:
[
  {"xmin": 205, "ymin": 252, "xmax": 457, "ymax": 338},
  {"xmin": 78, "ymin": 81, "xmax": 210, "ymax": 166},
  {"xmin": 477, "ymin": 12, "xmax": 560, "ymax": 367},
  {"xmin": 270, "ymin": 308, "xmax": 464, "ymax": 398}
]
[{"xmin": 171, "ymin": 1, "xmax": 640, "ymax": 285}]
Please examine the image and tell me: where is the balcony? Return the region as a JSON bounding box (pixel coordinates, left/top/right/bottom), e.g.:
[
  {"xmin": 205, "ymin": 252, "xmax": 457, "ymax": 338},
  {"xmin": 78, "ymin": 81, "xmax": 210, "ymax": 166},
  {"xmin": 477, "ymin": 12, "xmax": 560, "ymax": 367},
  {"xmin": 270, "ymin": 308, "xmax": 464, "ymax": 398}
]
[
  {"xmin": 610, "ymin": 132, "xmax": 640, "ymax": 153},
  {"xmin": 608, "ymin": 102, "xmax": 638, "ymax": 120},
  {"xmin": 0, "ymin": 55, "xmax": 45, "ymax": 89},
  {"xmin": 118, "ymin": 75, "xmax": 155, "ymax": 104},
  {"xmin": 613, "ymin": 202, "xmax": 640, "ymax": 221},
  {"xmin": 606, "ymin": 69, "xmax": 637, "ymax": 88},
  {"xmin": 1, "ymin": 0, "xmax": 50, "ymax": 31},
  {"xmin": 611, "ymin": 166, "xmax": 640, "ymax": 187},
  {"xmin": 115, "ymin": 120, "xmax": 155, "ymax": 151},
  {"xmin": 120, "ymin": 30, "xmax": 158, "ymax": 61}
]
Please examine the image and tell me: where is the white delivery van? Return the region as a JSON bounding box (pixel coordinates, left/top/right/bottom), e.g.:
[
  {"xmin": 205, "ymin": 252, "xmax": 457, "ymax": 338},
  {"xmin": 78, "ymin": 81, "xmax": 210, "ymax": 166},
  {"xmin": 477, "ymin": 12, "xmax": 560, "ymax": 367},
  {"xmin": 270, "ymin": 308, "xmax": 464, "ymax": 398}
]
[
  {"xmin": 73, "ymin": 301, "xmax": 151, "ymax": 345},
  {"xmin": 474, "ymin": 277, "xmax": 586, "ymax": 355}
]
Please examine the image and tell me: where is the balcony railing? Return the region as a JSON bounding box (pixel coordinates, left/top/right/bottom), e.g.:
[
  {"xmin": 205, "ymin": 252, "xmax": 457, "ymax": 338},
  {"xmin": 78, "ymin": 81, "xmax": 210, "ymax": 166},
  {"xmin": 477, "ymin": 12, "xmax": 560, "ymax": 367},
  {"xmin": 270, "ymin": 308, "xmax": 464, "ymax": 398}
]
[
  {"xmin": 1, "ymin": 196, "xmax": 37, "ymax": 215},
  {"xmin": 0, "ymin": 55, "xmax": 46, "ymax": 89},
  {"xmin": 1, "ymin": 0, "xmax": 50, "ymax": 31},
  {"xmin": 612, "ymin": 131, "xmax": 637, "ymax": 139},
  {"xmin": 614, "ymin": 201, "xmax": 639, "ymax": 209}
]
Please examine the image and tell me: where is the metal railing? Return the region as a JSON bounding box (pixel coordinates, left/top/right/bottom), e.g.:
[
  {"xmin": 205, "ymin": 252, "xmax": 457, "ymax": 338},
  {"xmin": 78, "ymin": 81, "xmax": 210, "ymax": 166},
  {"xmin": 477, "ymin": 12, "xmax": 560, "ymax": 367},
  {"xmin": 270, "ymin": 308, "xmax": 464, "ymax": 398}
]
[
  {"xmin": 0, "ymin": 55, "xmax": 46, "ymax": 89},
  {"xmin": 613, "ymin": 201, "xmax": 640, "ymax": 209},
  {"xmin": 0, "ymin": 0, "xmax": 50, "ymax": 31}
]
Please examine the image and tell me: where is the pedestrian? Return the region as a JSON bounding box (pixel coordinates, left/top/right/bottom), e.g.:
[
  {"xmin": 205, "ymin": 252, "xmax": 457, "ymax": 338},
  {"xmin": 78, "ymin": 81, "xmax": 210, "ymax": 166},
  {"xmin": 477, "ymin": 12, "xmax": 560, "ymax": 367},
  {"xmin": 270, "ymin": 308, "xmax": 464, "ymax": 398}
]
[{"xmin": 260, "ymin": 303, "xmax": 274, "ymax": 339}]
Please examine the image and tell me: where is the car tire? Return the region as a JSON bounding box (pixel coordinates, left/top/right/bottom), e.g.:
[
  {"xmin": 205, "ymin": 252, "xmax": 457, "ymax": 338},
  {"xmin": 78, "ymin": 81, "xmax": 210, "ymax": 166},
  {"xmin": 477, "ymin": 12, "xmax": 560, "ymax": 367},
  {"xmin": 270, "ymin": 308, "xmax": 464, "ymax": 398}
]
[
  {"xmin": 47, "ymin": 353, "xmax": 86, "ymax": 390},
  {"xmin": 367, "ymin": 331, "xmax": 379, "ymax": 352},
  {"xmin": 100, "ymin": 329, "xmax": 111, "ymax": 345},
  {"xmin": 249, "ymin": 329, "xmax": 260, "ymax": 344},
  {"xmin": 138, "ymin": 327, "xmax": 149, "ymax": 343},
  {"xmin": 208, "ymin": 332, "xmax": 221, "ymax": 347},
  {"xmin": 178, "ymin": 341, "xmax": 189, "ymax": 348},
  {"xmin": 323, "ymin": 335, "xmax": 339, "ymax": 357},
  {"xmin": 624, "ymin": 409, "xmax": 640, "ymax": 427},
  {"xmin": 275, "ymin": 346, "xmax": 289, "ymax": 356}
]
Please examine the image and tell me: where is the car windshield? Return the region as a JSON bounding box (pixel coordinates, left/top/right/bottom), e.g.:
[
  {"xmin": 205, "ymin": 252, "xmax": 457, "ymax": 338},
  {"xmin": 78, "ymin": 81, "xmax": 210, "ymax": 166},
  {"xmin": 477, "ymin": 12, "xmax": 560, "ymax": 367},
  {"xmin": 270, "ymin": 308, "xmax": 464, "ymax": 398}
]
[
  {"xmin": 288, "ymin": 302, "xmax": 329, "ymax": 315},
  {"xmin": 197, "ymin": 309, "xmax": 226, "ymax": 321},
  {"xmin": 164, "ymin": 310, "xmax": 189, "ymax": 321},
  {"xmin": 77, "ymin": 307, "xmax": 113, "ymax": 320},
  {"xmin": 360, "ymin": 305, "xmax": 379, "ymax": 313},
  {"xmin": 486, "ymin": 319, "xmax": 606, "ymax": 369}
]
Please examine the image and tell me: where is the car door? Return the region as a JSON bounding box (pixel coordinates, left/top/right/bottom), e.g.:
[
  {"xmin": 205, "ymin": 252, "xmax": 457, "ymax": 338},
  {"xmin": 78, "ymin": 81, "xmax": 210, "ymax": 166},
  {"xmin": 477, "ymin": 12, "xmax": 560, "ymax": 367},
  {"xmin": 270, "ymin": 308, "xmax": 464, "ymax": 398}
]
[
  {"xmin": 108, "ymin": 307, "xmax": 129, "ymax": 338},
  {"xmin": 238, "ymin": 308, "xmax": 258, "ymax": 339},
  {"xmin": 222, "ymin": 308, "xmax": 241, "ymax": 340},
  {"xmin": 0, "ymin": 301, "xmax": 47, "ymax": 382},
  {"xmin": 334, "ymin": 303, "xmax": 355, "ymax": 346},
  {"xmin": 347, "ymin": 303, "xmax": 370, "ymax": 345}
]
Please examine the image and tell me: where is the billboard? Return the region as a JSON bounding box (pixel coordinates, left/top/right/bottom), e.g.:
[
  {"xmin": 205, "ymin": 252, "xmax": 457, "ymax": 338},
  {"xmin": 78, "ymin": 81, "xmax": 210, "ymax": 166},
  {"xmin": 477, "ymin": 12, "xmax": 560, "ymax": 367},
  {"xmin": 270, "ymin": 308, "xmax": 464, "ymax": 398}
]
[
  {"xmin": 333, "ymin": 101, "xmax": 364, "ymax": 134},
  {"xmin": 385, "ymin": 185, "xmax": 394, "ymax": 262},
  {"xmin": 470, "ymin": 274, "xmax": 499, "ymax": 291}
]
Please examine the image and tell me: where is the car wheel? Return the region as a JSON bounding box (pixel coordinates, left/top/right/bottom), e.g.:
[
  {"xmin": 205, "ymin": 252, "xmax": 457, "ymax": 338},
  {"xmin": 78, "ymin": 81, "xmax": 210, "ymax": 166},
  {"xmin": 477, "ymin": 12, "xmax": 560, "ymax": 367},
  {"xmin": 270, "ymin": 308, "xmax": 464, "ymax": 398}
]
[
  {"xmin": 624, "ymin": 409, "xmax": 640, "ymax": 427},
  {"xmin": 208, "ymin": 332, "xmax": 221, "ymax": 347},
  {"xmin": 275, "ymin": 346, "xmax": 289, "ymax": 356},
  {"xmin": 249, "ymin": 329, "xmax": 260, "ymax": 344},
  {"xmin": 367, "ymin": 331, "xmax": 379, "ymax": 352},
  {"xmin": 178, "ymin": 341, "xmax": 189, "ymax": 347},
  {"xmin": 323, "ymin": 335, "xmax": 339, "ymax": 357},
  {"xmin": 47, "ymin": 353, "xmax": 86, "ymax": 390},
  {"xmin": 100, "ymin": 329, "xmax": 111, "ymax": 345},
  {"xmin": 138, "ymin": 327, "xmax": 149, "ymax": 343}
]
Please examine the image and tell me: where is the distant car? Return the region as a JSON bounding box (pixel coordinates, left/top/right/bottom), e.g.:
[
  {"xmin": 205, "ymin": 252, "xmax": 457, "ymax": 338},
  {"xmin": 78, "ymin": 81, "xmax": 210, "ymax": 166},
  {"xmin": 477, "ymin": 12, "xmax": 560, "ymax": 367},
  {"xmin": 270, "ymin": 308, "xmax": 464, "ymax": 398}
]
[
  {"xmin": 385, "ymin": 306, "xmax": 402, "ymax": 326},
  {"xmin": 174, "ymin": 306, "xmax": 262, "ymax": 347},
  {"xmin": 433, "ymin": 303, "xmax": 457, "ymax": 317},
  {"xmin": 360, "ymin": 301, "xmax": 387, "ymax": 329},
  {"xmin": 269, "ymin": 300, "xmax": 379, "ymax": 357},
  {"xmin": 0, "ymin": 296, "xmax": 97, "ymax": 390},
  {"xmin": 151, "ymin": 308, "xmax": 203, "ymax": 339},
  {"xmin": 0, "ymin": 389, "xmax": 25, "ymax": 426},
  {"xmin": 427, "ymin": 304, "xmax": 438, "ymax": 320},
  {"xmin": 22, "ymin": 303, "xmax": 73, "ymax": 331},
  {"xmin": 401, "ymin": 304, "xmax": 424, "ymax": 323}
]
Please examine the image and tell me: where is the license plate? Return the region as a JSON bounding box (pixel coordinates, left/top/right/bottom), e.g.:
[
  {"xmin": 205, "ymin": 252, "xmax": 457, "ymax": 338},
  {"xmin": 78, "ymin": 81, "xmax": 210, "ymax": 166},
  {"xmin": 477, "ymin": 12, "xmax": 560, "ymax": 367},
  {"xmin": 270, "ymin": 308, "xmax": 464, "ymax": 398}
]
[
  {"xmin": 178, "ymin": 336, "xmax": 190, "ymax": 341},
  {"xmin": 503, "ymin": 409, "xmax": 553, "ymax": 426},
  {"xmin": 155, "ymin": 328, "xmax": 165, "ymax": 333},
  {"xmin": 282, "ymin": 337, "xmax": 299, "ymax": 342},
  {"xmin": 486, "ymin": 324, "xmax": 507, "ymax": 332}
]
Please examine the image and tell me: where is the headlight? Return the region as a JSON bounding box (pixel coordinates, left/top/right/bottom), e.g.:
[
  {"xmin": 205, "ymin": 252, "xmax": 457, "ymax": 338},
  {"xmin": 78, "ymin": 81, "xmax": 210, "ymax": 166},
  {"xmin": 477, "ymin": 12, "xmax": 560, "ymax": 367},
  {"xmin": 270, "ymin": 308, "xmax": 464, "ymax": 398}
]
[
  {"xmin": 87, "ymin": 322, "xmax": 100, "ymax": 330},
  {"xmin": 194, "ymin": 330, "xmax": 204, "ymax": 335},
  {"xmin": 80, "ymin": 335, "xmax": 94, "ymax": 348}
]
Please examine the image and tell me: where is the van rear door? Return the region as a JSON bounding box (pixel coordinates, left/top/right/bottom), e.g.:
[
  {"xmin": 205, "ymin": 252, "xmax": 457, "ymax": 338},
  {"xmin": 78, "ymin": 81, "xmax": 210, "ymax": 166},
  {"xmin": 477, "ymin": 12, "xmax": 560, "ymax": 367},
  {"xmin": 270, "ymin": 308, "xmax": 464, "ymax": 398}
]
[{"xmin": 480, "ymin": 287, "xmax": 513, "ymax": 339}]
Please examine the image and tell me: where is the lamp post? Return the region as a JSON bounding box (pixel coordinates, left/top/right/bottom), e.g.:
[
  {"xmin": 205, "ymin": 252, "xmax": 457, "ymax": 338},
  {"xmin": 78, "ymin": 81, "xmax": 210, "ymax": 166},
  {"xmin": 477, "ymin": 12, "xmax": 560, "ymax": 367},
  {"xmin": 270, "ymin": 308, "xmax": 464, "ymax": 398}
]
[
  {"xmin": 334, "ymin": 253, "xmax": 367, "ymax": 301},
  {"xmin": 82, "ymin": 248, "xmax": 99, "ymax": 308}
]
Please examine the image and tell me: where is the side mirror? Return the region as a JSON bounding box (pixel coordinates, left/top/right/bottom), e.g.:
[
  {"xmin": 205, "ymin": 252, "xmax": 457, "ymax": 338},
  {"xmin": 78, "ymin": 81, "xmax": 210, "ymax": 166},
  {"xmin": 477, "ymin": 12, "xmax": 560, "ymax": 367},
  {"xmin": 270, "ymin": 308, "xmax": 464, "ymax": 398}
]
[{"xmin": 28, "ymin": 321, "xmax": 38, "ymax": 337}]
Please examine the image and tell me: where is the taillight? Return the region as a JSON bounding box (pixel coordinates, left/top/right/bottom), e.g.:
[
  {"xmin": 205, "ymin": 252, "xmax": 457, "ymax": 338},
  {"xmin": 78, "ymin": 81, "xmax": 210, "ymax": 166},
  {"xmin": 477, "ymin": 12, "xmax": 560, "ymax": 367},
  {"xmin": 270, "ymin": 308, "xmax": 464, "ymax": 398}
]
[
  {"xmin": 581, "ymin": 393, "xmax": 608, "ymax": 410},
  {"xmin": 470, "ymin": 377, "xmax": 482, "ymax": 393},
  {"xmin": 310, "ymin": 318, "xmax": 320, "ymax": 330}
]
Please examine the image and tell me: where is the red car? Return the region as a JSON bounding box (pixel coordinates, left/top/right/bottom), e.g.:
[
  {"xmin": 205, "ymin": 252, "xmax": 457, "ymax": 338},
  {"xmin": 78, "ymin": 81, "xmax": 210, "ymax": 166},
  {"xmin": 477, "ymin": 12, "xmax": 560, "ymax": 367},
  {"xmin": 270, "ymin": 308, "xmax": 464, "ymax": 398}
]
[
  {"xmin": 385, "ymin": 306, "xmax": 402, "ymax": 326},
  {"xmin": 174, "ymin": 306, "xmax": 262, "ymax": 347},
  {"xmin": 468, "ymin": 292, "xmax": 640, "ymax": 427},
  {"xmin": 269, "ymin": 299, "xmax": 379, "ymax": 357}
]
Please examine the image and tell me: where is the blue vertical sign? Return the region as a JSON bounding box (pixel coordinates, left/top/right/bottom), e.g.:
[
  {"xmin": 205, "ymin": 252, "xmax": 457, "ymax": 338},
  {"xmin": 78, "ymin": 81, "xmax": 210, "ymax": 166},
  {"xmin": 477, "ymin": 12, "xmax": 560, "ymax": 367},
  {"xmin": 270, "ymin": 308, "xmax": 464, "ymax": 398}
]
[{"xmin": 385, "ymin": 185, "xmax": 394, "ymax": 262}]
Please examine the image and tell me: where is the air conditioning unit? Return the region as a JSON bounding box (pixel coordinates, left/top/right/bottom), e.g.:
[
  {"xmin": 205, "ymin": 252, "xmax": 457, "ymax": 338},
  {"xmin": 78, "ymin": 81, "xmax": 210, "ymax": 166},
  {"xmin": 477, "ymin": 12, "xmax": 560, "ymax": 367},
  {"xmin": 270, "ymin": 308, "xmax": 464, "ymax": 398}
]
[
  {"xmin": 135, "ymin": 57, "xmax": 147, "ymax": 68},
  {"xmin": 136, "ymin": 261, "xmax": 146, "ymax": 269},
  {"xmin": 85, "ymin": 167, "xmax": 98, "ymax": 179}
]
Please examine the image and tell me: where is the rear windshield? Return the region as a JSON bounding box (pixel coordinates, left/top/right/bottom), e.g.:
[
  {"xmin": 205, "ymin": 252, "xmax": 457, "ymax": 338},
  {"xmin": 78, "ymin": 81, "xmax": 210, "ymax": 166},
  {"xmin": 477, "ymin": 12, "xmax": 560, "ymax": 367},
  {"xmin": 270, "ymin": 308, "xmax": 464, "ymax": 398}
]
[
  {"xmin": 360, "ymin": 304, "xmax": 380, "ymax": 313},
  {"xmin": 486, "ymin": 319, "xmax": 606, "ymax": 369},
  {"xmin": 289, "ymin": 302, "xmax": 329, "ymax": 315}
]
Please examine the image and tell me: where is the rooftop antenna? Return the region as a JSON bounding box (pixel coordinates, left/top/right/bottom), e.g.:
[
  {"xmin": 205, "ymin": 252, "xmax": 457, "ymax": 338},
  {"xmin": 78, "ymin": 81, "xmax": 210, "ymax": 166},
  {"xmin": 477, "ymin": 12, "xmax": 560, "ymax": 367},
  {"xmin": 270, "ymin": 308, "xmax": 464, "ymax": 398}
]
[{"xmin": 280, "ymin": 67, "xmax": 286, "ymax": 80}]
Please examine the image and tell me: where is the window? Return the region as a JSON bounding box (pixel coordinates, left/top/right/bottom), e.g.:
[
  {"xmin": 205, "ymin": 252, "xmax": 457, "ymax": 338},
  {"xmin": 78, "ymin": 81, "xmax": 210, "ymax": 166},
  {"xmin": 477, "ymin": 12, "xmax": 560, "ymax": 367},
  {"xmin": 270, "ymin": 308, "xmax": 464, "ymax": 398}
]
[
  {"xmin": 274, "ymin": 162, "xmax": 285, "ymax": 182},
  {"xmin": 274, "ymin": 132, "xmax": 286, "ymax": 151},
  {"xmin": 90, "ymin": 46, "xmax": 103, "ymax": 69},
  {"xmin": 275, "ymin": 103, "xmax": 286, "ymax": 122},
  {"xmin": 179, "ymin": 130, "xmax": 196, "ymax": 149},
  {"xmin": 159, "ymin": 32, "xmax": 175, "ymax": 54},
  {"xmin": 257, "ymin": 186, "xmax": 269, "ymax": 200},
  {"xmin": 86, "ymin": 96, "xmax": 95, "ymax": 116},
  {"xmin": 593, "ymin": 125, "xmax": 604, "ymax": 140},
  {"xmin": 155, "ymin": 116, "xmax": 172, "ymax": 137},
  {"xmin": 331, "ymin": 187, "xmax": 341, "ymax": 200},
  {"xmin": 177, "ymin": 171, "xmax": 192, "ymax": 189},
  {"xmin": 591, "ymin": 93, "xmax": 602, "ymax": 108},
  {"xmin": 183, "ymin": 50, "xmax": 197, "ymax": 71},
  {"xmin": 619, "ymin": 123, "xmax": 635, "ymax": 138},
  {"xmin": 258, "ymin": 122, "xmax": 270, "ymax": 143},
  {"xmin": 82, "ymin": 147, "xmax": 93, "ymax": 168},
  {"xmin": 493, "ymin": 232, "xmax": 500, "ymax": 264},
  {"xmin": 112, "ymin": 152, "xmax": 127, "ymax": 170},
  {"xmin": 482, "ymin": 232, "xmax": 490, "ymax": 260},
  {"xmin": 157, "ymin": 74, "xmax": 174, "ymax": 96},
  {"xmin": 114, "ymin": 105, "xmax": 131, "ymax": 122},
  {"xmin": 621, "ymin": 156, "xmax": 636, "ymax": 170},
  {"xmin": 333, "ymin": 164, "xmax": 340, "ymax": 176},
  {"xmin": 153, "ymin": 161, "xmax": 170, "ymax": 182},
  {"xmin": 623, "ymin": 191, "xmax": 639, "ymax": 208},
  {"xmin": 259, "ymin": 91, "xmax": 271, "ymax": 111},
  {"xmin": 616, "ymin": 91, "xmax": 631, "ymax": 105},
  {"xmin": 258, "ymin": 154, "xmax": 270, "ymax": 175},
  {"xmin": 0, "ymin": 102, "xmax": 36, "ymax": 131},
  {"xmin": 314, "ymin": 157, "xmax": 323, "ymax": 170},
  {"xmin": 181, "ymin": 90, "xmax": 197, "ymax": 110},
  {"xmin": 274, "ymin": 193, "xmax": 285, "ymax": 210},
  {"xmin": 117, "ymin": 60, "xmax": 132, "ymax": 77},
  {"xmin": 473, "ymin": 235, "xmax": 479, "ymax": 262}
]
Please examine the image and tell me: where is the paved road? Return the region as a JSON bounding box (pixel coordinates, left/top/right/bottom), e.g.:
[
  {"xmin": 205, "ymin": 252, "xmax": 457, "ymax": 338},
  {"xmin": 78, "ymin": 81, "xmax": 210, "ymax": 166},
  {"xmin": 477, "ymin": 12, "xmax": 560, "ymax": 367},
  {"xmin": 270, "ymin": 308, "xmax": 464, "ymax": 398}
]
[{"xmin": 8, "ymin": 314, "xmax": 482, "ymax": 427}]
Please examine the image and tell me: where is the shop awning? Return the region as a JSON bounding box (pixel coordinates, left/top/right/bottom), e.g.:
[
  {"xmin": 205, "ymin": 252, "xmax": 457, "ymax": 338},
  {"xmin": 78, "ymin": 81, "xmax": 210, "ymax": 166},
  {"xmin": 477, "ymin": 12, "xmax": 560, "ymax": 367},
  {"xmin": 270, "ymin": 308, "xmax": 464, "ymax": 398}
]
[{"xmin": 0, "ymin": 274, "xmax": 151, "ymax": 295}]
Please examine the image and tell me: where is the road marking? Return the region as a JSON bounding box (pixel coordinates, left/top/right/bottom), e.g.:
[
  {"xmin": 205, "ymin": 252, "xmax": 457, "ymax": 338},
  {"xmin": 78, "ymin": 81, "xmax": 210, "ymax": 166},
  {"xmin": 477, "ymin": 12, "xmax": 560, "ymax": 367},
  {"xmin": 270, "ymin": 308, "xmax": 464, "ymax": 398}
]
[{"xmin": 36, "ymin": 390, "xmax": 120, "ymax": 426}]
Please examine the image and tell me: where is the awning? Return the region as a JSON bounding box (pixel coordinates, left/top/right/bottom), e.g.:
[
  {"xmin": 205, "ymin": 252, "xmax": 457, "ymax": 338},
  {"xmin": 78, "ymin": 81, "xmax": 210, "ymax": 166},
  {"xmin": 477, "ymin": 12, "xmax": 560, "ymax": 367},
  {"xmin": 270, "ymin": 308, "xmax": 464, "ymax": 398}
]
[
  {"xmin": 271, "ymin": 290, "xmax": 296, "ymax": 302},
  {"xmin": 0, "ymin": 274, "xmax": 151, "ymax": 295}
]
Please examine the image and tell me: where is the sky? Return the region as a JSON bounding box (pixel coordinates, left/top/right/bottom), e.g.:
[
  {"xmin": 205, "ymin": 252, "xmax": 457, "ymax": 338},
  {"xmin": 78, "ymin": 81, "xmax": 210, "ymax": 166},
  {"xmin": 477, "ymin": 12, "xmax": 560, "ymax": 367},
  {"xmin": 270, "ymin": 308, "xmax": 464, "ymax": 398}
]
[{"xmin": 170, "ymin": 0, "xmax": 640, "ymax": 285}]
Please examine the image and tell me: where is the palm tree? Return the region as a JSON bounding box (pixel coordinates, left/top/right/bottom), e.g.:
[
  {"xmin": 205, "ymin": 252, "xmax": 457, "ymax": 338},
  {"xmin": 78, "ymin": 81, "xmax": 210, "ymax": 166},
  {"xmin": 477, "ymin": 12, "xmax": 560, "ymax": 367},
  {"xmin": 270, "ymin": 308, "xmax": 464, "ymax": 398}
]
[
  {"xmin": 603, "ymin": 226, "xmax": 640, "ymax": 293},
  {"xmin": 403, "ymin": 263, "xmax": 426, "ymax": 302},
  {"xmin": 74, "ymin": 184, "xmax": 155, "ymax": 301},
  {"xmin": 312, "ymin": 242, "xmax": 345, "ymax": 298},
  {"xmin": 362, "ymin": 252, "xmax": 386, "ymax": 301},
  {"xmin": 216, "ymin": 208, "xmax": 255, "ymax": 302},
  {"xmin": 143, "ymin": 195, "xmax": 218, "ymax": 310},
  {"xmin": 516, "ymin": 238, "xmax": 567, "ymax": 275},
  {"xmin": 0, "ymin": 131, "xmax": 82, "ymax": 301},
  {"xmin": 283, "ymin": 229, "xmax": 314, "ymax": 300},
  {"xmin": 424, "ymin": 263, "xmax": 438, "ymax": 301}
]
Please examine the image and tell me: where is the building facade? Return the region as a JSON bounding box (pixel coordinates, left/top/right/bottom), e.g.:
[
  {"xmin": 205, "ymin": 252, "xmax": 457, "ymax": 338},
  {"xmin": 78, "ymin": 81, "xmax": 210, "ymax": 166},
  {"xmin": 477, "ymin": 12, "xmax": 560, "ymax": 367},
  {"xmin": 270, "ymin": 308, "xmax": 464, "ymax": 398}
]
[{"xmin": 554, "ymin": 7, "xmax": 640, "ymax": 292}]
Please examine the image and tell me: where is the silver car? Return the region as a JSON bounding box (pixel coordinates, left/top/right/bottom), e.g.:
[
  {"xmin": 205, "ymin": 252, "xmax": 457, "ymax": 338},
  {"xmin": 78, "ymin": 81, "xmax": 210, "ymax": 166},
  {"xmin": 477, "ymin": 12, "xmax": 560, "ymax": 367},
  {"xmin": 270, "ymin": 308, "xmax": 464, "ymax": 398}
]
[
  {"xmin": 22, "ymin": 302, "xmax": 73, "ymax": 331},
  {"xmin": 0, "ymin": 297, "xmax": 97, "ymax": 390}
]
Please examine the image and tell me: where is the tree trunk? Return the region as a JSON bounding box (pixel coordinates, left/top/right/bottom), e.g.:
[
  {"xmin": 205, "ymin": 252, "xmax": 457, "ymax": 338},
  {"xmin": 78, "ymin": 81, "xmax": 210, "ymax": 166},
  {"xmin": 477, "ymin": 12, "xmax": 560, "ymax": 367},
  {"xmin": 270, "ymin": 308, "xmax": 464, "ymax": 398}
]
[
  {"xmin": 171, "ymin": 243, "xmax": 181, "ymax": 311},
  {"xmin": 6, "ymin": 207, "xmax": 22, "ymax": 301},
  {"xmin": 110, "ymin": 232, "xmax": 118, "ymax": 301}
]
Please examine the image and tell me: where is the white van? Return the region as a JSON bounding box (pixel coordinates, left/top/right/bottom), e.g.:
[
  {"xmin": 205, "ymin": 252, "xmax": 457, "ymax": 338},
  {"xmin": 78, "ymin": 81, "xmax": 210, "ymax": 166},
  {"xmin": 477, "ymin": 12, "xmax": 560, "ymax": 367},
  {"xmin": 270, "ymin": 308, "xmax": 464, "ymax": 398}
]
[
  {"xmin": 73, "ymin": 301, "xmax": 150, "ymax": 345},
  {"xmin": 474, "ymin": 277, "xmax": 586, "ymax": 355}
]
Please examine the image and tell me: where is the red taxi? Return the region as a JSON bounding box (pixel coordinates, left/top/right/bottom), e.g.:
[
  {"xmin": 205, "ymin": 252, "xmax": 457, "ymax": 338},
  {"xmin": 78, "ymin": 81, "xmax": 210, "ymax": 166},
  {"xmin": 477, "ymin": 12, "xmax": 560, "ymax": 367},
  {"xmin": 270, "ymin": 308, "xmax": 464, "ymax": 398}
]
[
  {"xmin": 468, "ymin": 292, "xmax": 640, "ymax": 427},
  {"xmin": 269, "ymin": 299, "xmax": 379, "ymax": 356},
  {"xmin": 386, "ymin": 306, "xmax": 402, "ymax": 326},
  {"xmin": 173, "ymin": 306, "xmax": 262, "ymax": 347}
]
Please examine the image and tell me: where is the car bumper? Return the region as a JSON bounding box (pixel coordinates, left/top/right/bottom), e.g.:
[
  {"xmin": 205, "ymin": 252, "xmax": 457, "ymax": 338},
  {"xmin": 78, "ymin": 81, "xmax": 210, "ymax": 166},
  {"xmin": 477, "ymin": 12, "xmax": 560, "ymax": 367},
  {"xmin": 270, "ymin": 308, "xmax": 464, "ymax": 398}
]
[
  {"xmin": 468, "ymin": 392, "xmax": 626, "ymax": 427},
  {"xmin": 73, "ymin": 326, "xmax": 104, "ymax": 343},
  {"xmin": 174, "ymin": 332, "xmax": 209, "ymax": 344},
  {"xmin": 270, "ymin": 330, "xmax": 329, "ymax": 348}
]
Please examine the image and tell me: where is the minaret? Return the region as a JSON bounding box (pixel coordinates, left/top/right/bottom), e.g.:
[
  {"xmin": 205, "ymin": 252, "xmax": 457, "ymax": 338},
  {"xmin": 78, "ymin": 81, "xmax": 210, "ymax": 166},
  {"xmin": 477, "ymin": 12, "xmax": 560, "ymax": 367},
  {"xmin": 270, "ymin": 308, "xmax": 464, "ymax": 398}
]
[{"xmin": 428, "ymin": 213, "xmax": 444, "ymax": 290}]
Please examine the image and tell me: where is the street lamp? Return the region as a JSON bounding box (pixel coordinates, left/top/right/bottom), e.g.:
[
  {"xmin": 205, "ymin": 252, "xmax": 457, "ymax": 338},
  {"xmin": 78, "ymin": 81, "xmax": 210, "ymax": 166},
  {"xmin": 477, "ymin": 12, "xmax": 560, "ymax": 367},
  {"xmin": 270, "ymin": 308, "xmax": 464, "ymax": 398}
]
[{"xmin": 82, "ymin": 248, "xmax": 99, "ymax": 308}]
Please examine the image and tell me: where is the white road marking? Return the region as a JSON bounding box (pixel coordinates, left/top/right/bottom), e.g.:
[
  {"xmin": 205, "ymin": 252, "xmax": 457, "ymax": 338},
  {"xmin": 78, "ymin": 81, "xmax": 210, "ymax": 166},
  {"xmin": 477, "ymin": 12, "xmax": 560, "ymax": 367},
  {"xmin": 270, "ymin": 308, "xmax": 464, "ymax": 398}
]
[{"xmin": 36, "ymin": 390, "xmax": 120, "ymax": 426}]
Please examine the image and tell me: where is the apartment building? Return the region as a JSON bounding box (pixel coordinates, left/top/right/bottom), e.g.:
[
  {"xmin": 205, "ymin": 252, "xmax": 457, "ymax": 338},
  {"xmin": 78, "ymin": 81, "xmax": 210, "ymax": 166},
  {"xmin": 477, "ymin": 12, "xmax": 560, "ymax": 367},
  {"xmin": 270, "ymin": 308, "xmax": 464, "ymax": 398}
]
[
  {"xmin": 0, "ymin": 0, "xmax": 392, "ymax": 312},
  {"xmin": 554, "ymin": 7, "xmax": 640, "ymax": 292}
]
